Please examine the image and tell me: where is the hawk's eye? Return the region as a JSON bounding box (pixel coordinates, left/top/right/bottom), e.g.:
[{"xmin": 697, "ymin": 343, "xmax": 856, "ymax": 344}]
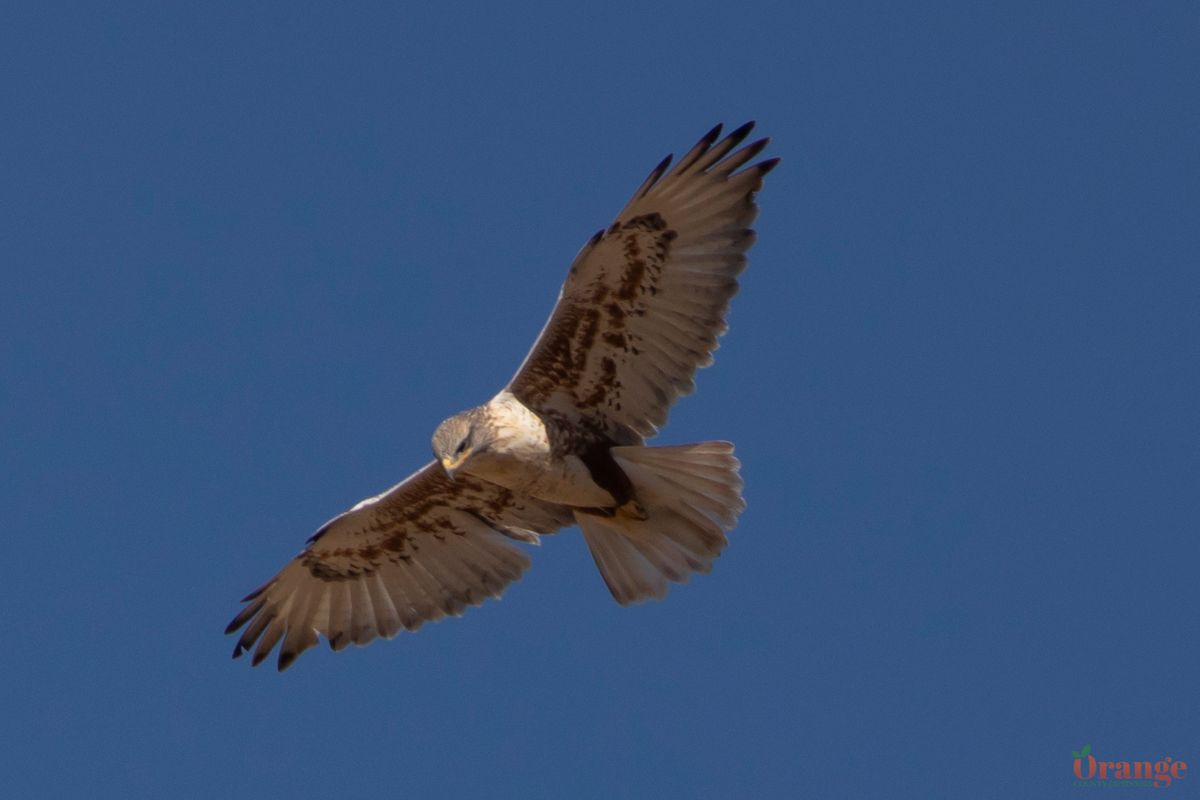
[{"xmin": 455, "ymin": 440, "xmax": 468, "ymax": 456}]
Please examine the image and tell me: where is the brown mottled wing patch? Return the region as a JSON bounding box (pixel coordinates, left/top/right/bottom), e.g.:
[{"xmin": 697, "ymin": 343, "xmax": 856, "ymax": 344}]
[
  {"xmin": 508, "ymin": 122, "xmax": 778, "ymax": 440},
  {"xmin": 225, "ymin": 462, "xmax": 573, "ymax": 671}
]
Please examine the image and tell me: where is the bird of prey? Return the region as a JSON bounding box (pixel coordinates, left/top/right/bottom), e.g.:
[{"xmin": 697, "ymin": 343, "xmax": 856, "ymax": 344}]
[{"xmin": 226, "ymin": 122, "xmax": 778, "ymax": 670}]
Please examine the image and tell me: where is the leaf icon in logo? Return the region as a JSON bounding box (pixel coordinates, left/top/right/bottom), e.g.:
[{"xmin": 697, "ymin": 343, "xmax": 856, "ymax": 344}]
[{"xmin": 1082, "ymin": 744, "xmax": 1091, "ymax": 757}]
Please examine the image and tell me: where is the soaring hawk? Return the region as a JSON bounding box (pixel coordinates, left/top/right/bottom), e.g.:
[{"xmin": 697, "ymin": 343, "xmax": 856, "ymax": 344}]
[{"xmin": 227, "ymin": 122, "xmax": 778, "ymax": 670}]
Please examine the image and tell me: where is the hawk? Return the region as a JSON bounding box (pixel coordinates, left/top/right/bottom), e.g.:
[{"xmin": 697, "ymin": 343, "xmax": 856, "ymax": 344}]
[{"xmin": 227, "ymin": 122, "xmax": 778, "ymax": 670}]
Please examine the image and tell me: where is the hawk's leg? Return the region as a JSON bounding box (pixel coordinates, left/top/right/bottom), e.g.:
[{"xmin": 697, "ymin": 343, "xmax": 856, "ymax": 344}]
[{"xmin": 577, "ymin": 439, "xmax": 646, "ymax": 519}]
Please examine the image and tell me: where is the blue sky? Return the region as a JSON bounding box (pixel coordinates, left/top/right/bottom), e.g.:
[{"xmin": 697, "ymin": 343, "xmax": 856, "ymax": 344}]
[{"xmin": 3, "ymin": 2, "xmax": 1197, "ymax": 797}]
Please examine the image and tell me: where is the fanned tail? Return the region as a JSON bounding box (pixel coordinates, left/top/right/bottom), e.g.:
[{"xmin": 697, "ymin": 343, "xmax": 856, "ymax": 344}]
[{"xmin": 575, "ymin": 441, "xmax": 745, "ymax": 605}]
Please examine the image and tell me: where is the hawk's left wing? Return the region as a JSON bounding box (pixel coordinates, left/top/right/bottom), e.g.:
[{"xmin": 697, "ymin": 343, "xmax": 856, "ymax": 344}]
[
  {"xmin": 507, "ymin": 122, "xmax": 778, "ymax": 442},
  {"xmin": 225, "ymin": 462, "xmax": 572, "ymax": 671}
]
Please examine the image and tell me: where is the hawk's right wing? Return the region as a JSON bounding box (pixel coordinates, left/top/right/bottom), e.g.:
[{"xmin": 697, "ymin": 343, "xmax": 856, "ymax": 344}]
[{"xmin": 225, "ymin": 463, "xmax": 573, "ymax": 671}]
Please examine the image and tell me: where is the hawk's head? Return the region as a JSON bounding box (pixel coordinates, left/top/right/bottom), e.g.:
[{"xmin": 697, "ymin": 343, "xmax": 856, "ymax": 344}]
[{"xmin": 432, "ymin": 408, "xmax": 487, "ymax": 479}]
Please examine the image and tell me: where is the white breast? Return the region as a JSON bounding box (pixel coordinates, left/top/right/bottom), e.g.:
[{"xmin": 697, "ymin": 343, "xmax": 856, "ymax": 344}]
[{"xmin": 465, "ymin": 391, "xmax": 616, "ymax": 508}]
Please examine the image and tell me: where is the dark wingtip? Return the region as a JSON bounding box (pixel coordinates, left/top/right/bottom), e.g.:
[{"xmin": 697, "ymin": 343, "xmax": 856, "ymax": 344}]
[
  {"xmin": 758, "ymin": 156, "xmax": 782, "ymax": 176},
  {"xmin": 240, "ymin": 580, "xmax": 272, "ymax": 603},
  {"xmin": 250, "ymin": 648, "xmax": 270, "ymax": 668},
  {"xmin": 277, "ymin": 650, "xmax": 297, "ymax": 672},
  {"xmin": 727, "ymin": 120, "xmax": 756, "ymax": 143},
  {"xmin": 225, "ymin": 598, "xmax": 263, "ymax": 635},
  {"xmin": 746, "ymin": 136, "xmax": 770, "ymax": 152},
  {"xmin": 701, "ymin": 122, "xmax": 724, "ymax": 145},
  {"xmin": 635, "ymin": 153, "xmax": 674, "ymax": 198},
  {"xmin": 232, "ymin": 642, "xmax": 247, "ymax": 659}
]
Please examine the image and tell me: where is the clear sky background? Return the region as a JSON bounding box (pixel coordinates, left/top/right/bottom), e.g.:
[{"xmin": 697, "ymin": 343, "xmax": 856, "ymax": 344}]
[{"xmin": 2, "ymin": 2, "xmax": 1197, "ymax": 797}]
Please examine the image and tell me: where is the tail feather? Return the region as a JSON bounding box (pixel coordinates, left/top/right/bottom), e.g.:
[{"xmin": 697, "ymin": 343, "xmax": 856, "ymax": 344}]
[
  {"xmin": 579, "ymin": 516, "xmax": 670, "ymax": 603},
  {"xmin": 615, "ymin": 442, "xmax": 745, "ymax": 527},
  {"xmin": 575, "ymin": 441, "xmax": 745, "ymax": 605}
]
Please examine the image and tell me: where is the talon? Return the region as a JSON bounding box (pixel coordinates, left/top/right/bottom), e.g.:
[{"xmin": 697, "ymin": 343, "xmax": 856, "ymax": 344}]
[{"xmin": 616, "ymin": 499, "xmax": 649, "ymax": 521}]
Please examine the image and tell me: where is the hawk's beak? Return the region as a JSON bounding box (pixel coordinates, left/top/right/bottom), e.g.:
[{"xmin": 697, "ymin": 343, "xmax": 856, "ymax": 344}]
[{"xmin": 440, "ymin": 453, "xmax": 468, "ymax": 480}]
